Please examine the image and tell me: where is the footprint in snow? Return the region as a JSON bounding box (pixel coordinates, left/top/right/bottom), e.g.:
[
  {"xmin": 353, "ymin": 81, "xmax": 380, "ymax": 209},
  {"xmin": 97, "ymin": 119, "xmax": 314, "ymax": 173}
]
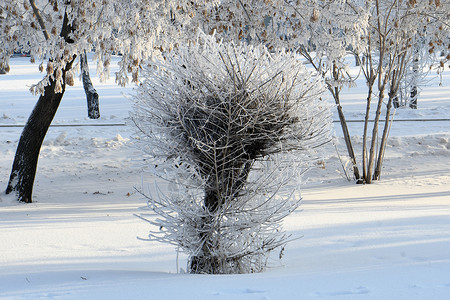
[
  {"xmin": 213, "ymin": 288, "xmax": 266, "ymax": 296},
  {"xmin": 312, "ymin": 286, "xmax": 370, "ymax": 297}
]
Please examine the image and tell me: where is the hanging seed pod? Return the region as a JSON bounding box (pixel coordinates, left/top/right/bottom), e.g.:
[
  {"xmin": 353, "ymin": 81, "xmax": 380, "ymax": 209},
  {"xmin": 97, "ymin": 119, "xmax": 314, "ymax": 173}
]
[
  {"xmin": 55, "ymin": 68, "xmax": 62, "ymax": 80},
  {"xmin": 132, "ymin": 71, "xmax": 138, "ymax": 83},
  {"xmin": 55, "ymin": 80, "xmax": 62, "ymax": 93},
  {"xmin": 103, "ymin": 58, "xmax": 110, "ymax": 68},
  {"xmin": 310, "ymin": 8, "xmax": 319, "ymax": 23},
  {"xmin": 63, "ymin": 48, "xmax": 71, "ymax": 61},
  {"xmin": 46, "ymin": 62, "xmax": 54, "ymax": 75},
  {"xmin": 66, "ymin": 70, "xmax": 75, "ymax": 86}
]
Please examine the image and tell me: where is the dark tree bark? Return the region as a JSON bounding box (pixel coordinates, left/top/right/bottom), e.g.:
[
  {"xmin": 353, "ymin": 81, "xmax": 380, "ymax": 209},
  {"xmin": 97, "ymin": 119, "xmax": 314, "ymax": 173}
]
[
  {"xmin": 6, "ymin": 66, "xmax": 71, "ymax": 202},
  {"xmin": 373, "ymin": 91, "xmax": 394, "ymax": 181},
  {"xmin": 6, "ymin": 12, "xmax": 75, "ymax": 203},
  {"xmin": 362, "ymin": 73, "xmax": 376, "ymax": 183},
  {"xmin": 80, "ymin": 50, "xmax": 100, "ymax": 119},
  {"xmin": 393, "ymin": 96, "xmax": 400, "ymax": 108},
  {"xmin": 297, "ymin": 50, "xmax": 360, "ymax": 181},
  {"xmin": 409, "ymin": 86, "xmax": 417, "ymax": 109},
  {"xmin": 330, "ymin": 63, "xmax": 360, "ymax": 180},
  {"xmin": 190, "ymin": 159, "xmax": 254, "ymax": 273},
  {"xmin": 366, "ymin": 79, "xmax": 387, "ymax": 184},
  {"xmin": 335, "ymin": 101, "xmax": 360, "ymax": 180},
  {"xmin": 374, "ymin": 55, "xmax": 405, "ymax": 181},
  {"xmin": 354, "ymin": 53, "xmax": 360, "ymax": 66},
  {"xmin": 409, "ymin": 46, "xmax": 419, "ymax": 109}
]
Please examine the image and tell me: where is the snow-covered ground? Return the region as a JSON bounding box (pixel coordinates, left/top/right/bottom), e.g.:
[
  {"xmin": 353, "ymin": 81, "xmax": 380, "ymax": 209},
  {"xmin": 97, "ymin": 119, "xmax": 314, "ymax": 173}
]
[{"xmin": 0, "ymin": 56, "xmax": 449, "ymax": 299}]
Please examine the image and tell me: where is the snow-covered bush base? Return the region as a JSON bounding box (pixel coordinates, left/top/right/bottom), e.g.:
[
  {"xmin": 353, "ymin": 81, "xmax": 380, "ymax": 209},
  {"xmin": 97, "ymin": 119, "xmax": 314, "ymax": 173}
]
[{"xmin": 131, "ymin": 34, "xmax": 331, "ymax": 274}]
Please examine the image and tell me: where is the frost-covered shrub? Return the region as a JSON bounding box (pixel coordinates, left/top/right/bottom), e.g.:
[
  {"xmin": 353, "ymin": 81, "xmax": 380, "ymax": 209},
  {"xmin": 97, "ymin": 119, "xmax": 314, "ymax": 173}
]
[{"xmin": 131, "ymin": 34, "xmax": 331, "ymax": 274}]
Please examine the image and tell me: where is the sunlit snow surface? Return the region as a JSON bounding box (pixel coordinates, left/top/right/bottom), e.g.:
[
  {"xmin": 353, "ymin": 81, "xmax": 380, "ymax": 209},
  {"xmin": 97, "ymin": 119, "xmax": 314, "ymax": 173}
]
[{"xmin": 0, "ymin": 55, "xmax": 449, "ymax": 299}]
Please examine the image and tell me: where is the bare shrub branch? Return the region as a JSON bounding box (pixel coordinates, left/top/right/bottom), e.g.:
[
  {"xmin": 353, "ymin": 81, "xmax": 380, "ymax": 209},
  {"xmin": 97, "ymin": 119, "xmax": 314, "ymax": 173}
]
[{"xmin": 131, "ymin": 33, "xmax": 331, "ymax": 274}]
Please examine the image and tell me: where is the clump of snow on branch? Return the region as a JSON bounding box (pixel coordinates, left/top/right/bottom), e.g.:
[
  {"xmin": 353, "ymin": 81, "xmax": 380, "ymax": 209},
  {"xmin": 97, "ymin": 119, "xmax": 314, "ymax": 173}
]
[{"xmin": 131, "ymin": 33, "xmax": 331, "ymax": 274}]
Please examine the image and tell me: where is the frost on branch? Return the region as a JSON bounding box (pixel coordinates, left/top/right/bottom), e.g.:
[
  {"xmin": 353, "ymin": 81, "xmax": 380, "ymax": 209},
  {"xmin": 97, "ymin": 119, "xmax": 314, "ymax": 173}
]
[
  {"xmin": 131, "ymin": 34, "xmax": 331, "ymax": 274},
  {"xmin": 0, "ymin": 0, "xmax": 215, "ymax": 92}
]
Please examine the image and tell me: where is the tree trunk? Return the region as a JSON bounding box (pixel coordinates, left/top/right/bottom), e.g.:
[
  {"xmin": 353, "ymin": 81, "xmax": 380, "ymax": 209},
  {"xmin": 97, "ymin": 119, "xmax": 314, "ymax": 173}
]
[
  {"xmin": 336, "ymin": 102, "xmax": 360, "ymax": 180},
  {"xmin": 354, "ymin": 53, "xmax": 360, "ymax": 66},
  {"xmin": 366, "ymin": 82, "xmax": 386, "ymax": 184},
  {"xmin": 361, "ymin": 36, "xmax": 376, "ymax": 184},
  {"xmin": 409, "ymin": 86, "xmax": 417, "ymax": 109},
  {"xmin": 392, "ymin": 96, "xmax": 399, "ymax": 108},
  {"xmin": 6, "ymin": 11, "xmax": 75, "ymax": 202},
  {"xmin": 6, "ymin": 63, "xmax": 73, "ymax": 202},
  {"xmin": 373, "ymin": 64, "xmax": 404, "ymax": 181},
  {"xmin": 190, "ymin": 160, "xmax": 253, "ymax": 273},
  {"xmin": 409, "ymin": 46, "xmax": 419, "ymax": 109},
  {"xmin": 189, "ymin": 187, "xmax": 219, "ymax": 274},
  {"xmin": 80, "ymin": 50, "xmax": 100, "ymax": 119},
  {"xmin": 373, "ymin": 91, "xmax": 394, "ymax": 181},
  {"xmin": 362, "ymin": 79, "xmax": 374, "ymax": 183},
  {"xmin": 330, "ymin": 63, "xmax": 360, "ymax": 180}
]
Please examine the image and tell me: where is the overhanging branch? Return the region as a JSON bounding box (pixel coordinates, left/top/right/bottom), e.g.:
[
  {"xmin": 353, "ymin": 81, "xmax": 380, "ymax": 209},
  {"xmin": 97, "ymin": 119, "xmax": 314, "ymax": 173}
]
[{"xmin": 29, "ymin": 0, "xmax": 50, "ymax": 40}]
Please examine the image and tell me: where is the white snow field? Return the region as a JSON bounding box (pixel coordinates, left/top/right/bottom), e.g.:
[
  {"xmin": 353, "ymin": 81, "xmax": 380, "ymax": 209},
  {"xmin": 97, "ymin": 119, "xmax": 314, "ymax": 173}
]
[{"xmin": 0, "ymin": 56, "xmax": 449, "ymax": 299}]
